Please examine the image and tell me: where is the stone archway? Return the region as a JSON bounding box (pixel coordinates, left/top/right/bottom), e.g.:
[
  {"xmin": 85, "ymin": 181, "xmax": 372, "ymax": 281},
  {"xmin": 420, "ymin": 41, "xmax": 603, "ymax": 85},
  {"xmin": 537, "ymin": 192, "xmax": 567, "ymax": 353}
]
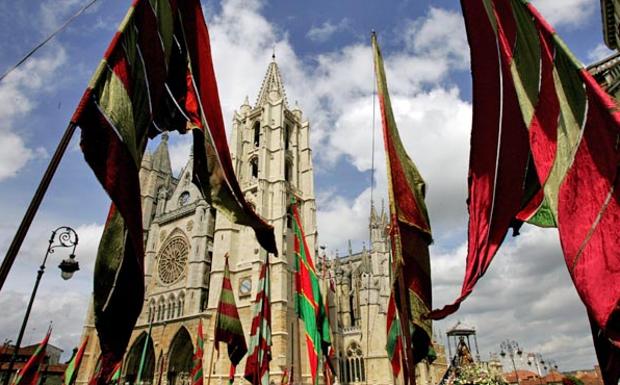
[
  {"xmin": 167, "ymin": 327, "xmax": 194, "ymax": 385},
  {"xmin": 125, "ymin": 332, "xmax": 156, "ymax": 385}
]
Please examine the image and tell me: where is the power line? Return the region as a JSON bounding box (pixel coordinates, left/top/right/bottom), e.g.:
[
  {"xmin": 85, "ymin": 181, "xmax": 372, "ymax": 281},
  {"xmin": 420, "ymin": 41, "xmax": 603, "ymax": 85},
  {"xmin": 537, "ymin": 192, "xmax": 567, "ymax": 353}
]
[{"xmin": 0, "ymin": 0, "xmax": 99, "ymax": 83}]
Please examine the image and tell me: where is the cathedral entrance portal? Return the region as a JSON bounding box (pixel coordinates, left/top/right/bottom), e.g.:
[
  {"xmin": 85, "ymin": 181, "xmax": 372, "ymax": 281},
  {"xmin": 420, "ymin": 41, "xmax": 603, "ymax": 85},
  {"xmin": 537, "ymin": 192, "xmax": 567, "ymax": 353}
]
[
  {"xmin": 124, "ymin": 332, "xmax": 156, "ymax": 385},
  {"xmin": 167, "ymin": 327, "xmax": 194, "ymax": 385}
]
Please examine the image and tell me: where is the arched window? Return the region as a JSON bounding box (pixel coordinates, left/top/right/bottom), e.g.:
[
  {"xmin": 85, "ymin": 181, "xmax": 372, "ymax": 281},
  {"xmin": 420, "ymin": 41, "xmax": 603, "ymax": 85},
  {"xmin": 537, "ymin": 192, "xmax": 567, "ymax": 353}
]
[
  {"xmin": 345, "ymin": 342, "xmax": 364, "ymax": 383},
  {"xmin": 157, "ymin": 298, "xmax": 165, "ymax": 321},
  {"xmin": 148, "ymin": 300, "xmax": 155, "ymax": 322},
  {"xmin": 253, "ymin": 121, "xmax": 260, "ymax": 147},
  {"xmin": 168, "ymin": 294, "xmax": 176, "ymax": 320},
  {"xmin": 285, "ymin": 160, "xmax": 292, "ymax": 182},
  {"xmin": 250, "ymin": 157, "xmax": 259, "ymax": 180},
  {"xmin": 284, "ymin": 125, "xmax": 291, "ymax": 150},
  {"xmin": 178, "ymin": 292, "xmax": 185, "ymax": 317}
]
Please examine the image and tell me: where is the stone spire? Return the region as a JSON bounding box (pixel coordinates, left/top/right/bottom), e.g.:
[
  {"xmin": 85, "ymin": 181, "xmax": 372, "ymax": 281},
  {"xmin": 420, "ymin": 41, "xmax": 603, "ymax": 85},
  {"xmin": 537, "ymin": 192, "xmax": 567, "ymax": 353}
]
[
  {"xmin": 370, "ymin": 201, "xmax": 379, "ymax": 225},
  {"xmin": 255, "ymin": 55, "xmax": 288, "ymax": 108},
  {"xmin": 152, "ymin": 132, "xmax": 172, "ymax": 175}
]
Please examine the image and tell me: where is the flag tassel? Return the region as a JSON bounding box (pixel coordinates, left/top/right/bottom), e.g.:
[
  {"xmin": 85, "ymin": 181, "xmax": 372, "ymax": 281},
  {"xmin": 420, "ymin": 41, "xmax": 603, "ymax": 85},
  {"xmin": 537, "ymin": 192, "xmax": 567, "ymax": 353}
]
[{"xmin": 0, "ymin": 122, "xmax": 77, "ymax": 293}]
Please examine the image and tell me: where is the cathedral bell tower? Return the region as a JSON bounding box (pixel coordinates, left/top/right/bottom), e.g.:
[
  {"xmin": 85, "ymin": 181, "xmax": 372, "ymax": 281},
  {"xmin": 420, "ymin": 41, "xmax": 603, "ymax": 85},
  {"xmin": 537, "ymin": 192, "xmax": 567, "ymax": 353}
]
[{"xmin": 208, "ymin": 55, "xmax": 317, "ymax": 384}]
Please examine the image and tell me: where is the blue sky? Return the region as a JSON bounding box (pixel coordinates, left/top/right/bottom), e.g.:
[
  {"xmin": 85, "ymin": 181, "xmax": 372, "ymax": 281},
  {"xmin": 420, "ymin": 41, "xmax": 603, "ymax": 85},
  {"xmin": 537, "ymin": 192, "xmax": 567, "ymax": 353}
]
[{"xmin": 0, "ymin": 0, "xmax": 613, "ymax": 373}]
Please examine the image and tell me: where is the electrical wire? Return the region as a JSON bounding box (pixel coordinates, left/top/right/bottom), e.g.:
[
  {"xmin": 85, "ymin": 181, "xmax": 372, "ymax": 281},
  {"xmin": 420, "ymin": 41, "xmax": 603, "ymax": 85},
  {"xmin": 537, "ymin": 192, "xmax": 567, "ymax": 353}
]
[{"xmin": 0, "ymin": 0, "xmax": 99, "ymax": 83}]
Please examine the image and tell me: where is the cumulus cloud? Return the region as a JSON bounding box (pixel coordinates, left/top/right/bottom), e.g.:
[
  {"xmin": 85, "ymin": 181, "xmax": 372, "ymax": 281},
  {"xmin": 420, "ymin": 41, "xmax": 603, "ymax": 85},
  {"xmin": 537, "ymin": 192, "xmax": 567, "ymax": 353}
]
[
  {"xmin": 432, "ymin": 226, "xmax": 596, "ymax": 370},
  {"xmin": 530, "ymin": 0, "xmax": 596, "ymax": 28},
  {"xmin": 0, "ymin": 46, "xmax": 66, "ymax": 182},
  {"xmin": 403, "ymin": 7, "xmax": 469, "ymax": 70},
  {"xmin": 0, "ymin": 289, "xmax": 90, "ymax": 357},
  {"xmin": 306, "ymin": 19, "xmax": 350, "ymax": 42}
]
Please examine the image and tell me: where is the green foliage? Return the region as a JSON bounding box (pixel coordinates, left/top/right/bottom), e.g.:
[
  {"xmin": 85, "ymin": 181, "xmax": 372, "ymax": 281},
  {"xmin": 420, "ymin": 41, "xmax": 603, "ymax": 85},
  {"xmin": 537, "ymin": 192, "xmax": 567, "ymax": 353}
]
[
  {"xmin": 562, "ymin": 375, "xmax": 584, "ymax": 385},
  {"xmin": 452, "ymin": 364, "xmax": 508, "ymax": 385}
]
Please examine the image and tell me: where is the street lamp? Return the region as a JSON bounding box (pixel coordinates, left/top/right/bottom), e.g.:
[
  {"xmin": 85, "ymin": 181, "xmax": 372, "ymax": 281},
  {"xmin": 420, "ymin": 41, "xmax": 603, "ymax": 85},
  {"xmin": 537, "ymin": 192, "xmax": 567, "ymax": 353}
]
[
  {"xmin": 2, "ymin": 226, "xmax": 79, "ymax": 385},
  {"xmin": 500, "ymin": 340, "xmax": 523, "ymax": 385}
]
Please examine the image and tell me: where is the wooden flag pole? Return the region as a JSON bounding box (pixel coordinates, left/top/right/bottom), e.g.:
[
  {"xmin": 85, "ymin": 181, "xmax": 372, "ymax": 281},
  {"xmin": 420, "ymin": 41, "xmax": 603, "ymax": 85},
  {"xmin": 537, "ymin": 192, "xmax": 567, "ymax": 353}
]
[{"xmin": 0, "ymin": 122, "xmax": 77, "ymax": 293}]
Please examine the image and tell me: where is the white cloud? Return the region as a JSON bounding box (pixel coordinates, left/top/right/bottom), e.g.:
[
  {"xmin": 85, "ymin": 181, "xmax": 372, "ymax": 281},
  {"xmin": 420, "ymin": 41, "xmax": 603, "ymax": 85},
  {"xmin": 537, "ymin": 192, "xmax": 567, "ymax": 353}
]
[
  {"xmin": 307, "ymin": 19, "xmax": 350, "ymax": 43},
  {"xmin": 432, "ymin": 226, "xmax": 596, "ymax": 370},
  {"xmin": 40, "ymin": 0, "xmax": 90, "ymax": 32},
  {"xmin": 317, "ymin": 188, "xmax": 372, "ymax": 250},
  {"xmin": 0, "ymin": 46, "xmax": 66, "ymax": 182},
  {"xmin": 403, "ymin": 7, "xmax": 469, "ymax": 70},
  {"xmin": 587, "ymin": 42, "xmax": 615, "ymax": 62},
  {"xmin": 530, "ymin": 0, "xmax": 596, "ymax": 28},
  {"xmin": 0, "ymin": 289, "xmax": 90, "ymax": 357}
]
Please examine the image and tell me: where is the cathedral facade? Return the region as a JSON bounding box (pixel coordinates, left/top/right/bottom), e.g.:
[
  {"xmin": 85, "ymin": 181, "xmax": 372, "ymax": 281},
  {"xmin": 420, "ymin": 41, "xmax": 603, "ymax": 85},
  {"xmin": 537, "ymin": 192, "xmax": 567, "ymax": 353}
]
[{"xmin": 76, "ymin": 58, "xmax": 446, "ymax": 385}]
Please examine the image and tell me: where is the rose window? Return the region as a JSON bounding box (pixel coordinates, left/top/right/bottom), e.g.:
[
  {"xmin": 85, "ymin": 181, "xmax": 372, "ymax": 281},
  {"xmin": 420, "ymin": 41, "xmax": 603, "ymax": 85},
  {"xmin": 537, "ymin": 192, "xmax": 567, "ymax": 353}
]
[{"xmin": 157, "ymin": 237, "xmax": 189, "ymax": 285}]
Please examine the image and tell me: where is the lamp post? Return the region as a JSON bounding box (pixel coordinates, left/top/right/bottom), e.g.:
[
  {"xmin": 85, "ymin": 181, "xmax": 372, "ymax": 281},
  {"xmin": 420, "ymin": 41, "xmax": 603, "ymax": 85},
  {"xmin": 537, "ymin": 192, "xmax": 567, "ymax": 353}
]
[
  {"xmin": 500, "ymin": 340, "xmax": 523, "ymax": 385},
  {"xmin": 2, "ymin": 226, "xmax": 79, "ymax": 385}
]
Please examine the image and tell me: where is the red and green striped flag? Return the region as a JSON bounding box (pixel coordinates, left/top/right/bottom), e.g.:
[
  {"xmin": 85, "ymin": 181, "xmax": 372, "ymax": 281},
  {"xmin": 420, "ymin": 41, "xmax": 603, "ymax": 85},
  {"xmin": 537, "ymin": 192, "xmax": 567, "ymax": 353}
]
[
  {"xmin": 426, "ymin": 1, "xmax": 620, "ymax": 382},
  {"xmin": 62, "ymin": 337, "xmax": 89, "ymax": 385},
  {"xmin": 372, "ymin": 32, "xmax": 434, "ymax": 385},
  {"xmin": 214, "ymin": 255, "xmax": 248, "ymax": 366},
  {"xmin": 70, "ymin": 1, "xmax": 276, "ymax": 381},
  {"xmin": 244, "ymin": 261, "xmax": 272, "ymax": 385},
  {"xmin": 386, "ymin": 293, "xmax": 402, "ymax": 379},
  {"xmin": 290, "ymin": 199, "xmax": 331, "ymax": 385},
  {"xmin": 191, "ymin": 320, "xmax": 204, "ymax": 385},
  {"xmin": 12, "ymin": 329, "xmax": 51, "ymax": 385},
  {"xmin": 106, "ymin": 361, "xmax": 122, "ymax": 385}
]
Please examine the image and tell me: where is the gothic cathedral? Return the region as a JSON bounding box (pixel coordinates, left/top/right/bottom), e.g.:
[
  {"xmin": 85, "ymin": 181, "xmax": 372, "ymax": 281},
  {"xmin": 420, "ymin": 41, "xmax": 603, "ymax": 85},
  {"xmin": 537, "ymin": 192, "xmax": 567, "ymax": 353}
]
[{"xmin": 76, "ymin": 58, "xmax": 447, "ymax": 385}]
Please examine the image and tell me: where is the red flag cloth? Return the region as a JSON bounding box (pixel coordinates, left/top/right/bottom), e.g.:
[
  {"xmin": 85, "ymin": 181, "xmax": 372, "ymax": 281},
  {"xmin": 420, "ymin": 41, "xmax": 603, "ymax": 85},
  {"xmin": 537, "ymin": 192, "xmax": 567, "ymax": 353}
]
[
  {"xmin": 372, "ymin": 32, "xmax": 434, "ymax": 385},
  {"xmin": 191, "ymin": 321, "xmax": 204, "ymax": 385},
  {"xmin": 62, "ymin": 336, "xmax": 89, "ymax": 385},
  {"xmin": 71, "ymin": 0, "xmax": 276, "ymax": 382},
  {"xmin": 214, "ymin": 256, "xmax": 248, "ymax": 366},
  {"xmin": 11, "ymin": 330, "xmax": 50, "ymax": 385},
  {"xmin": 429, "ymin": 1, "xmax": 620, "ymax": 381},
  {"xmin": 243, "ymin": 262, "xmax": 272, "ymax": 385}
]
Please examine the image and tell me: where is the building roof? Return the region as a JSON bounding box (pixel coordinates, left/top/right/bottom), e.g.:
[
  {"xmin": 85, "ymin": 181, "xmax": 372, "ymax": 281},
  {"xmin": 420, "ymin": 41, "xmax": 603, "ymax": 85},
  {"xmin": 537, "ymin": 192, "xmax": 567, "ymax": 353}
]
[
  {"xmin": 0, "ymin": 343, "xmax": 63, "ymax": 358},
  {"xmin": 447, "ymin": 321, "xmax": 476, "ymax": 335},
  {"xmin": 543, "ymin": 371, "xmax": 565, "ymax": 383},
  {"xmin": 503, "ymin": 370, "xmax": 542, "ymax": 385},
  {"xmin": 255, "ymin": 56, "xmax": 288, "ymax": 108}
]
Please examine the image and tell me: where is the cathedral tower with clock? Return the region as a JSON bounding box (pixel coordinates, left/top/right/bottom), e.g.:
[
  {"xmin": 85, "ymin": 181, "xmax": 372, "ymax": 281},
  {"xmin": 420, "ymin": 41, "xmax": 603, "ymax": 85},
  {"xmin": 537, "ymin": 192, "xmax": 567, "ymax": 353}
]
[{"xmin": 76, "ymin": 57, "xmax": 447, "ymax": 385}]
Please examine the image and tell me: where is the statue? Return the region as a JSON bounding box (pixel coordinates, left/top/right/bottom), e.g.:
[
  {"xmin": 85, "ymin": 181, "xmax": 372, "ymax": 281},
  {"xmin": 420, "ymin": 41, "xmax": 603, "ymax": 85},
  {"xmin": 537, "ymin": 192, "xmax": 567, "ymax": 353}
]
[{"xmin": 456, "ymin": 337, "xmax": 475, "ymax": 367}]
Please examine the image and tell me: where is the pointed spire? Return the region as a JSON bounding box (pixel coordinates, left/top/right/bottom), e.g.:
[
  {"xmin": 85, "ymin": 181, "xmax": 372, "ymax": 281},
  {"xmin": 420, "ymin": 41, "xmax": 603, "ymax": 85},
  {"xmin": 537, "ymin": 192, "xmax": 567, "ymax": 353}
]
[
  {"xmin": 380, "ymin": 198, "xmax": 387, "ymax": 223},
  {"xmin": 240, "ymin": 95, "xmax": 251, "ymax": 115},
  {"xmin": 370, "ymin": 201, "xmax": 379, "ymax": 225},
  {"xmin": 141, "ymin": 150, "xmax": 153, "ymax": 170},
  {"xmin": 255, "ymin": 55, "xmax": 288, "ymax": 108},
  {"xmin": 152, "ymin": 133, "xmax": 172, "ymax": 175}
]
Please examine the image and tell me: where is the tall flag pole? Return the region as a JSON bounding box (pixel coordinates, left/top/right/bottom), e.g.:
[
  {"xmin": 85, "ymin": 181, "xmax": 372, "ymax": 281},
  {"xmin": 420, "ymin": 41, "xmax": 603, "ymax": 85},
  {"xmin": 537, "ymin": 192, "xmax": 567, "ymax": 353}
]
[
  {"xmin": 290, "ymin": 198, "xmax": 332, "ymax": 385},
  {"xmin": 244, "ymin": 256, "xmax": 272, "ymax": 385},
  {"xmin": 425, "ymin": 1, "xmax": 620, "ymax": 382},
  {"xmin": 214, "ymin": 255, "xmax": 248, "ymax": 370},
  {"xmin": 65, "ymin": 1, "xmax": 277, "ymax": 381},
  {"xmin": 371, "ymin": 31, "xmax": 435, "ymax": 385},
  {"xmin": 136, "ymin": 320, "xmax": 153, "ymax": 385},
  {"xmin": 192, "ymin": 320, "xmax": 205, "ymax": 385},
  {"xmin": 62, "ymin": 337, "xmax": 89, "ymax": 385},
  {"xmin": 11, "ymin": 329, "xmax": 51, "ymax": 385}
]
